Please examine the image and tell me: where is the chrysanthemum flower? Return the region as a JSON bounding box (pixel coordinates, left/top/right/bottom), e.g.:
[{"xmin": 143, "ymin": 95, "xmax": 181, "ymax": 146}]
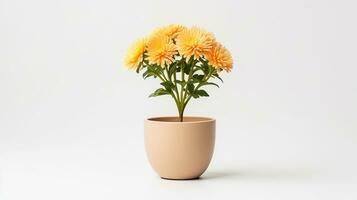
[
  {"xmin": 124, "ymin": 38, "xmax": 146, "ymax": 69},
  {"xmin": 146, "ymin": 34, "xmax": 177, "ymax": 67},
  {"xmin": 151, "ymin": 24, "xmax": 186, "ymax": 40},
  {"xmin": 176, "ymin": 27, "xmax": 215, "ymax": 60},
  {"xmin": 206, "ymin": 42, "xmax": 233, "ymax": 72}
]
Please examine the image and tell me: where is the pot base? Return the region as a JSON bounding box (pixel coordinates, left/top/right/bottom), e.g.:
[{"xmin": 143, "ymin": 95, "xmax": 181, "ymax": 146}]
[{"xmin": 161, "ymin": 176, "xmax": 200, "ymax": 180}]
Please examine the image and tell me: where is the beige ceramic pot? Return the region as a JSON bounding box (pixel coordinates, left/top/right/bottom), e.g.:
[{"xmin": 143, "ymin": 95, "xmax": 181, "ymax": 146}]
[{"xmin": 144, "ymin": 116, "xmax": 215, "ymax": 180}]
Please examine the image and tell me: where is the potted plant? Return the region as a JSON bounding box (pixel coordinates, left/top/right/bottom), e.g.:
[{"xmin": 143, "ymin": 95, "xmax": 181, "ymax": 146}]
[{"xmin": 124, "ymin": 24, "xmax": 233, "ymax": 180}]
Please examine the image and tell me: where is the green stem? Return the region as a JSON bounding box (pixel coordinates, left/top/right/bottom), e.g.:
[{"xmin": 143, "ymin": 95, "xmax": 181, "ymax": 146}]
[
  {"xmin": 182, "ymin": 66, "xmax": 214, "ymax": 113},
  {"xmin": 180, "ymin": 63, "xmax": 184, "ymax": 102},
  {"xmin": 178, "ymin": 62, "xmax": 185, "ymax": 122},
  {"xmin": 165, "ymin": 65, "xmax": 171, "ymax": 82},
  {"xmin": 158, "ymin": 70, "xmax": 180, "ymax": 111},
  {"xmin": 167, "ymin": 65, "xmax": 180, "ymax": 107},
  {"xmin": 182, "ymin": 60, "xmax": 195, "ymax": 103}
]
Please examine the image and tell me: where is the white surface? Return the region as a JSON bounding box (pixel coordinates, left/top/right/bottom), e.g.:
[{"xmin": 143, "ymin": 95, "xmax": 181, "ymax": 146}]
[{"xmin": 1, "ymin": 0, "xmax": 357, "ymax": 199}]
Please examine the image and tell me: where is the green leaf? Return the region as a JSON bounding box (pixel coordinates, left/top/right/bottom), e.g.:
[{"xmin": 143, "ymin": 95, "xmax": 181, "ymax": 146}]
[
  {"xmin": 192, "ymin": 74, "xmax": 205, "ymax": 82},
  {"xmin": 147, "ymin": 64, "xmax": 154, "ymax": 71},
  {"xmin": 198, "ymin": 60, "xmax": 210, "ymax": 75},
  {"xmin": 143, "ymin": 60, "xmax": 149, "ymax": 65},
  {"xmin": 201, "ymin": 82, "xmax": 220, "ymax": 88},
  {"xmin": 199, "ymin": 57, "xmax": 208, "ymax": 65},
  {"xmin": 195, "ymin": 90, "xmax": 209, "ymax": 97},
  {"xmin": 212, "ymin": 73, "xmax": 223, "ymax": 82},
  {"xmin": 184, "ymin": 62, "xmax": 191, "ymax": 75},
  {"xmin": 187, "ymin": 83, "xmax": 194, "ymax": 93},
  {"xmin": 149, "ymin": 88, "xmax": 170, "ymax": 97},
  {"xmin": 136, "ymin": 62, "xmax": 142, "ymax": 73},
  {"xmin": 191, "ymin": 93, "xmax": 200, "ymax": 98},
  {"xmin": 142, "ymin": 69, "xmax": 156, "ymax": 79},
  {"xmin": 160, "ymin": 81, "xmax": 175, "ymax": 91},
  {"xmin": 142, "ymin": 64, "xmax": 165, "ymax": 79},
  {"xmin": 168, "ymin": 62, "xmax": 178, "ymax": 77}
]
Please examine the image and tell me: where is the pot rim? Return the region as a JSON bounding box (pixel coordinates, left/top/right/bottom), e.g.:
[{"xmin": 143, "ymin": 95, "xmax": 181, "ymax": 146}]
[{"xmin": 146, "ymin": 116, "xmax": 215, "ymax": 124}]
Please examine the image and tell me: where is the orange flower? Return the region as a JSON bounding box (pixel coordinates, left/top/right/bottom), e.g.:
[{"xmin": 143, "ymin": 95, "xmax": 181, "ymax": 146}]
[
  {"xmin": 151, "ymin": 24, "xmax": 186, "ymax": 40},
  {"xmin": 124, "ymin": 38, "xmax": 146, "ymax": 69},
  {"xmin": 206, "ymin": 42, "xmax": 233, "ymax": 72},
  {"xmin": 146, "ymin": 34, "xmax": 177, "ymax": 67},
  {"xmin": 176, "ymin": 27, "xmax": 215, "ymax": 60}
]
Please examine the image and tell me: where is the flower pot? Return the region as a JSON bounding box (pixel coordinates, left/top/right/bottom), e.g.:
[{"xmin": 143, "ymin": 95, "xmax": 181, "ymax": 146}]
[{"xmin": 144, "ymin": 116, "xmax": 215, "ymax": 180}]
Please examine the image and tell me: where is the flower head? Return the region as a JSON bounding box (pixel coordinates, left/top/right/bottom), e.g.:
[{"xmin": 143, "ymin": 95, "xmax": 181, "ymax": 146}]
[
  {"xmin": 151, "ymin": 24, "xmax": 186, "ymax": 40},
  {"xmin": 206, "ymin": 42, "xmax": 233, "ymax": 72},
  {"xmin": 124, "ymin": 38, "xmax": 146, "ymax": 69},
  {"xmin": 176, "ymin": 27, "xmax": 215, "ymax": 60},
  {"xmin": 146, "ymin": 34, "xmax": 177, "ymax": 67}
]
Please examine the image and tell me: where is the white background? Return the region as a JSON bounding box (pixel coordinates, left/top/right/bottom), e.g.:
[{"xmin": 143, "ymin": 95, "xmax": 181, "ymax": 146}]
[{"xmin": 1, "ymin": 0, "xmax": 357, "ymax": 199}]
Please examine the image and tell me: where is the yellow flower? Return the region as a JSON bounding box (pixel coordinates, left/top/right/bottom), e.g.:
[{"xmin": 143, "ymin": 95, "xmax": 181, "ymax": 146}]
[
  {"xmin": 176, "ymin": 26, "xmax": 215, "ymax": 60},
  {"xmin": 147, "ymin": 34, "xmax": 177, "ymax": 67},
  {"xmin": 151, "ymin": 24, "xmax": 186, "ymax": 40},
  {"xmin": 206, "ymin": 42, "xmax": 233, "ymax": 72},
  {"xmin": 124, "ymin": 38, "xmax": 146, "ymax": 69}
]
